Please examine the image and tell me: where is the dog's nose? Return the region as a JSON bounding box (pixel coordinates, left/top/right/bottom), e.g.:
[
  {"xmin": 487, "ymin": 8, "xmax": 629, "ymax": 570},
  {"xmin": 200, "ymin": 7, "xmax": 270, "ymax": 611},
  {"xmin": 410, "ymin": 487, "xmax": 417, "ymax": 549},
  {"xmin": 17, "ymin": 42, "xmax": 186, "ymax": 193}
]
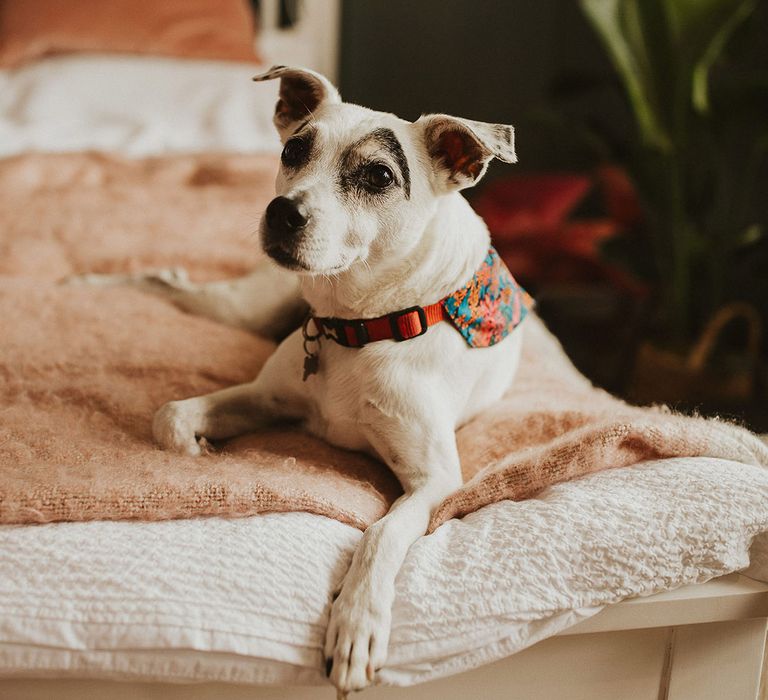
[{"xmin": 265, "ymin": 196, "xmax": 309, "ymax": 235}]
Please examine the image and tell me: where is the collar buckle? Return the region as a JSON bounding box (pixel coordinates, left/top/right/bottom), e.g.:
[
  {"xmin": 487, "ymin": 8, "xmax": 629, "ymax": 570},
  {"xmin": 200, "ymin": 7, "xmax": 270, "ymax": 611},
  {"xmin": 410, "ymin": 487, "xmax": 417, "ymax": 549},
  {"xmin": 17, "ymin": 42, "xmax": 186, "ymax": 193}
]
[
  {"xmin": 389, "ymin": 305, "xmax": 428, "ymax": 342},
  {"xmin": 348, "ymin": 320, "xmax": 370, "ymax": 347}
]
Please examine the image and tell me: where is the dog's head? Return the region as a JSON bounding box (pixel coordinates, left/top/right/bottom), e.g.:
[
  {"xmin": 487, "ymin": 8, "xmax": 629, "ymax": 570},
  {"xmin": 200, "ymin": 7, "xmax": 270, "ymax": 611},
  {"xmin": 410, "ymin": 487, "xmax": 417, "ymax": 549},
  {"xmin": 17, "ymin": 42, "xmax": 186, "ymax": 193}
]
[{"xmin": 254, "ymin": 66, "xmax": 516, "ymax": 275}]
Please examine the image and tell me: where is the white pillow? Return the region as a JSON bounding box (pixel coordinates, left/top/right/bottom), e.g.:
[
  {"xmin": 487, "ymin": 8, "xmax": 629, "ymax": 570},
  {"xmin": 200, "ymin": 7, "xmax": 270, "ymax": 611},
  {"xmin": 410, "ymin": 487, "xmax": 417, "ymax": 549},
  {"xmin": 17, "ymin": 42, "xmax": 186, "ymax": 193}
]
[{"xmin": 0, "ymin": 53, "xmax": 282, "ymax": 157}]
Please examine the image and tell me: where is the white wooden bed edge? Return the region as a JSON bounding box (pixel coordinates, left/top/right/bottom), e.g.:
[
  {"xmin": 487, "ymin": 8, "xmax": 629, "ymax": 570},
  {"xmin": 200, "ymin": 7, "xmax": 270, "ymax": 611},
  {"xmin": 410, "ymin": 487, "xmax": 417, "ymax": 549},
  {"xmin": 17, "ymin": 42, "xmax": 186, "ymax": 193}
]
[{"xmin": 2, "ymin": 573, "xmax": 765, "ymax": 700}]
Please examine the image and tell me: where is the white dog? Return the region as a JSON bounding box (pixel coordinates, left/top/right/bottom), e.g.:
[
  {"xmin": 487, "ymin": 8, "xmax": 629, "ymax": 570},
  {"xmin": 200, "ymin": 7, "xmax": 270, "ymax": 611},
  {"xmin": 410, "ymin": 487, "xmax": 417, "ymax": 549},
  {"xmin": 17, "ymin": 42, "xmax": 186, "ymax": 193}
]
[{"xmin": 75, "ymin": 66, "xmax": 530, "ymax": 694}]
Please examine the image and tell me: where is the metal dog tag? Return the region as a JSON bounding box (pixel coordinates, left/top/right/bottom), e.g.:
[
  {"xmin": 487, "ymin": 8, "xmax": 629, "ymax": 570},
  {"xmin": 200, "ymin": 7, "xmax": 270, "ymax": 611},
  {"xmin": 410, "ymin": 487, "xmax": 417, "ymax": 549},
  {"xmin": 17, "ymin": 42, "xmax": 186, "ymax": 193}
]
[
  {"xmin": 303, "ymin": 352, "xmax": 320, "ymax": 381},
  {"xmin": 301, "ymin": 314, "xmax": 322, "ymax": 381}
]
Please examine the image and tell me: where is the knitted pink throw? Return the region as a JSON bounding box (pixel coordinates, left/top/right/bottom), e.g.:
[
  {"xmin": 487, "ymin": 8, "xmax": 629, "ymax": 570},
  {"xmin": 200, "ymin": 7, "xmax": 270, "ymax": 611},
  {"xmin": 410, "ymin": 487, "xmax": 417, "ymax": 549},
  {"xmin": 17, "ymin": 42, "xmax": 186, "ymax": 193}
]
[{"xmin": 1, "ymin": 152, "xmax": 766, "ymax": 531}]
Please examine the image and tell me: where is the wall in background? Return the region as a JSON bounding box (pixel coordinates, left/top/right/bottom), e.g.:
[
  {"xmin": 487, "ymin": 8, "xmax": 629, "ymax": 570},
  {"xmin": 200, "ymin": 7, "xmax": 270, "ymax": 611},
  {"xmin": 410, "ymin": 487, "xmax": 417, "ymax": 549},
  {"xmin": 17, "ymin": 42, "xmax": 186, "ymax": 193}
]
[
  {"xmin": 340, "ymin": 0, "xmax": 768, "ymax": 181},
  {"xmin": 338, "ymin": 0, "xmax": 625, "ymax": 174}
]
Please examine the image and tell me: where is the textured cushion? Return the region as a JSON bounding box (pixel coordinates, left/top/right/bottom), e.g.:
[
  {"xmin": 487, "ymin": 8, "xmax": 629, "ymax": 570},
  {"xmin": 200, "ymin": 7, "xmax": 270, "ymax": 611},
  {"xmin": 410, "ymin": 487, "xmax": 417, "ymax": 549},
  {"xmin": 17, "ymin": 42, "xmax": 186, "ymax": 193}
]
[{"xmin": 0, "ymin": 458, "xmax": 766, "ymax": 686}]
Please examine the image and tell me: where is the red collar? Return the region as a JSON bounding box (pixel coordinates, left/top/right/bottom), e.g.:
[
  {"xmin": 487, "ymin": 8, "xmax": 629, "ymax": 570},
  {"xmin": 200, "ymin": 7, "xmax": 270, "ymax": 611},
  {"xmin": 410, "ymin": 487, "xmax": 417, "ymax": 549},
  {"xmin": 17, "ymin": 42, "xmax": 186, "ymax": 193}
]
[
  {"xmin": 312, "ymin": 302, "xmax": 445, "ymax": 348},
  {"xmin": 302, "ymin": 304, "xmax": 445, "ymax": 380}
]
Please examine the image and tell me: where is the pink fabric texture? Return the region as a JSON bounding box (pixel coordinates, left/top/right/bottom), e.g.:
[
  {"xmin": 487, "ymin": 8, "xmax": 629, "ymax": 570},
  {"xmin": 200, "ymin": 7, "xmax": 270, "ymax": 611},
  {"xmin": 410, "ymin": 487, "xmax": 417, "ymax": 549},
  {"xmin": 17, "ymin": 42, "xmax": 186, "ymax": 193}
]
[{"xmin": 1, "ymin": 152, "xmax": 766, "ymax": 531}]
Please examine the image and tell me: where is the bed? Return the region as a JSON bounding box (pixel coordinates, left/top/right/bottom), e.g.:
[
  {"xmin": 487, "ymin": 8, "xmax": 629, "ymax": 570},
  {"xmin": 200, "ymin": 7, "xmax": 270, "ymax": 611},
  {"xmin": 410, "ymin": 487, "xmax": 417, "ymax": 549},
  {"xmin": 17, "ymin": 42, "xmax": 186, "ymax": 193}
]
[{"xmin": 0, "ymin": 2, "xmax": 767, "ymax": 699}]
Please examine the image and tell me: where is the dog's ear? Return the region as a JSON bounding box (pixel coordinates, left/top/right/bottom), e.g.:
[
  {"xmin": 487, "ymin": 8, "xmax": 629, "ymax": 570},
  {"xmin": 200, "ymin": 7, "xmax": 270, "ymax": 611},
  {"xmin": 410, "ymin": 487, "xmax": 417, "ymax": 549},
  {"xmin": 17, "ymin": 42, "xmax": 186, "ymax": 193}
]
[
  {"xmin": 253, "ymin": 65, "xmax": 341, "ymax": 142},
  {"xmin": 417, "ymin": 114, "xmax": 516, "ymax": 191}
]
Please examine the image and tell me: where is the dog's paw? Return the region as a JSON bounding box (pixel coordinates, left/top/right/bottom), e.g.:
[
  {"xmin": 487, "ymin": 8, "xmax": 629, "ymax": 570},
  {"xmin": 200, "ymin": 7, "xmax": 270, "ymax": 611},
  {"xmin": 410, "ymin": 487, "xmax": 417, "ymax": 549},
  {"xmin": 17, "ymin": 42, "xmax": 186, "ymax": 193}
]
[
  {"xmin": 59, "ymin": 267, "xmax": 189, "ymax": 288},
  {"xmin": 152, "ymin": 400, "xmax": 203, "ymax": 456},
  {"xmin": 139, "ymin": 267, "xmax": 190, "ymax": 288},
  {"xmin": 324, "ymin": 584, "xmax": 391, "ymax": 693},
  {"xmin": 58, "ymin": 272, "xmax": 122, "ymax": 287}
]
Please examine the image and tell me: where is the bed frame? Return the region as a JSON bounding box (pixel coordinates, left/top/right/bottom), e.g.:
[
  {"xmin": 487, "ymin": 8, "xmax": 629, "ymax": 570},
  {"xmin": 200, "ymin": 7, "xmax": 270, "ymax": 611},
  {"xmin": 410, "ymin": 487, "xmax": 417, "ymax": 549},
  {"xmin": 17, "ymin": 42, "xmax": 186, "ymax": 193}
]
[
  {"xmin": 2, "ymin": 573, "xmax": 765, "ymax": 700},
  {"xmin": 257, "ymin": 0, "xmax": 341, "ymax": 81}
]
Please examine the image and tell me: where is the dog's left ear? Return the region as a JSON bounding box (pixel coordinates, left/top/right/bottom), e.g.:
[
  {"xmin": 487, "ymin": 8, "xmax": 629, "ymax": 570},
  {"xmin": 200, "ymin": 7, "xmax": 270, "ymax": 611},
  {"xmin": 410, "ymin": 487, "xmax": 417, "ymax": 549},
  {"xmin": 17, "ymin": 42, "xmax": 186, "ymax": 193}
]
[
  {"xmin": 417, "ymin": 114, "xmax": 516, "ymax": 191},
  {"xmin": 253, "ymin": 65, "xmax": 342, "ymax": 142}
]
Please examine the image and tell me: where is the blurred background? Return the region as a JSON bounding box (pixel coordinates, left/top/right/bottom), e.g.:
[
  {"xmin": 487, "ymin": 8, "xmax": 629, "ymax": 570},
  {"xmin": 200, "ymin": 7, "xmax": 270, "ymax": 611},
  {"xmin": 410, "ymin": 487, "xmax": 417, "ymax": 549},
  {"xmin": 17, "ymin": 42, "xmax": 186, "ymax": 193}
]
[{"xmin": 2, "ymin": 0, "xmax": 766, "ymax": 429}]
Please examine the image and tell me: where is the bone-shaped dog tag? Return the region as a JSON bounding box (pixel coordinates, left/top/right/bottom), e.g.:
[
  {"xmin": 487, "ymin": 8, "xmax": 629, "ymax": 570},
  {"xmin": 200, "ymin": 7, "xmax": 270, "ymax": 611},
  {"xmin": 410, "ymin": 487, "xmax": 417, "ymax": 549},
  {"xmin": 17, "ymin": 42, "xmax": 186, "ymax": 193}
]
[
  {"xmin": 301, "ymin": 314, "xmax": 322, "ymax": 381},
  {"xmin": 303, "ymin": 352, "xmax": 319, "ymax": 381}
]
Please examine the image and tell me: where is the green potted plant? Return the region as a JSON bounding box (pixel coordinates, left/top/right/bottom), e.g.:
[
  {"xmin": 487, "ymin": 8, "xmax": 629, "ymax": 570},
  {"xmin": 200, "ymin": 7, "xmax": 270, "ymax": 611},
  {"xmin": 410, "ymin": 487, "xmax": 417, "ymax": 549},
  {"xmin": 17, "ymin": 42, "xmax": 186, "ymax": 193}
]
[{"xmin": 579, "ymin": 0, "xmax": 768, "ymax": 404}]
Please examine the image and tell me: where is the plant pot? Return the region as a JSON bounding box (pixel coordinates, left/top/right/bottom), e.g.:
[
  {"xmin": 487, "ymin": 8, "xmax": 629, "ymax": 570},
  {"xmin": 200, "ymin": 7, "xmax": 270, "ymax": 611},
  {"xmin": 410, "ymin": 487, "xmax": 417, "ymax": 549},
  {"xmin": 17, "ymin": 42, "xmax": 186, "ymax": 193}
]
[{"xmin": 629, "ymin": 302, "xmax": 762, "ymax": 406}]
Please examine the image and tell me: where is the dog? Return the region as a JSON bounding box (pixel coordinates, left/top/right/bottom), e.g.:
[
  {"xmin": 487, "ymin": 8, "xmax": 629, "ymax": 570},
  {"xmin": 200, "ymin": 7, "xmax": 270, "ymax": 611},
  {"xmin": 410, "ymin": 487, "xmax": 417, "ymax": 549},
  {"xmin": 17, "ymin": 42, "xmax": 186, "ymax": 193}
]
[{"xmin": 71, "ymin": 66, "xmax": 529, "ymax": 694}]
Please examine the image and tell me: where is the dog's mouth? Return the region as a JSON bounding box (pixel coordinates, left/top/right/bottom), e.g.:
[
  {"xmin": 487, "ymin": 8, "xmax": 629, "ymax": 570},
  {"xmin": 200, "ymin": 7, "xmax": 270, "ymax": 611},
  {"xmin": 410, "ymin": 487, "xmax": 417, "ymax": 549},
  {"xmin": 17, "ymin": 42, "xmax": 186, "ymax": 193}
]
[
  {"xmin": 264, "ymin": 244, "xmax": 311, "ymax": 272},
  {"xmin": 264, "ymin": 244, "xmax": 356, "ymax": 276}
]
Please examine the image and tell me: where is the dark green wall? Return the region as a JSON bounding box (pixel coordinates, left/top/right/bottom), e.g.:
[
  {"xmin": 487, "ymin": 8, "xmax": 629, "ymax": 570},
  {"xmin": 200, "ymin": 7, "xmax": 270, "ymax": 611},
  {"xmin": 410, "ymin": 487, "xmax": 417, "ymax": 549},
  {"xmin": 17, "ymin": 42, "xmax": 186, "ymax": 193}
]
[
  {"xmin": 339, "ymin": 0, "xmax": 768, "ymax": 182},
  {"xmin": 338, "ymin": 0, "xmax": 621, "ymax": 172}
]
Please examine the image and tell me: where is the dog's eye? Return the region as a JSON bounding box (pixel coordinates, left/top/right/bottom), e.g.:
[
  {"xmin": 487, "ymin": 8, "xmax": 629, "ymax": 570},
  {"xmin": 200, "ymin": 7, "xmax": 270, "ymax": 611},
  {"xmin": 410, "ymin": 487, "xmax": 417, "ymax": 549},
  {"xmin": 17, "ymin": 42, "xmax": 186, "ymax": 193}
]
[
  {"xmin": 281, "ymin": 138, "xmax": 308, "ymax": 167},
  {"xmin": 364, "ymin": 164, "xmax": 394, "ymax": 189}
]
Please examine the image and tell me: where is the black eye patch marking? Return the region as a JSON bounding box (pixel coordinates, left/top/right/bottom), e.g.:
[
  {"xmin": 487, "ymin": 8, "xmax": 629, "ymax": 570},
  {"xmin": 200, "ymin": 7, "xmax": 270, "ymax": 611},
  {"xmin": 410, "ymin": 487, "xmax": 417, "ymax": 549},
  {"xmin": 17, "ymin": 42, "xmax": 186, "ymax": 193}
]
[
  {"xmin": 338, "ymin": 127, "xmax": 411, "ymax": 199},
  {"xmin": 371, "ymin": 128, "xmax": 410, "ymax": 198},
  {"xmin": 281, "ymin": 127, "xmax": 315, "ymax": 169}
]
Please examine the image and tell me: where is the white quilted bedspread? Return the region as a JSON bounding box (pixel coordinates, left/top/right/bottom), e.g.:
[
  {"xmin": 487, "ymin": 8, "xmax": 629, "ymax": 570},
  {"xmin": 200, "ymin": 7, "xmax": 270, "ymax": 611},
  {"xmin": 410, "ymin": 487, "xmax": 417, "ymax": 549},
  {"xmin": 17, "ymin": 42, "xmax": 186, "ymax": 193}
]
[{"xmin": 0, "ymin": 456, "xmax": 767, "ymax": 687}]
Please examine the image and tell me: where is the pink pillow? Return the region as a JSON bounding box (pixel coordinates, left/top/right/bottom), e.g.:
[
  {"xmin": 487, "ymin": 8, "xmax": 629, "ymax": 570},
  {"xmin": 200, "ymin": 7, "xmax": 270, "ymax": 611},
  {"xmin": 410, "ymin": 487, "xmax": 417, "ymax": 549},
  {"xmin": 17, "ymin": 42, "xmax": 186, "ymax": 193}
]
[{"xmin": 0, "ymin": 0, "xmax": 261, "ymax": 68}]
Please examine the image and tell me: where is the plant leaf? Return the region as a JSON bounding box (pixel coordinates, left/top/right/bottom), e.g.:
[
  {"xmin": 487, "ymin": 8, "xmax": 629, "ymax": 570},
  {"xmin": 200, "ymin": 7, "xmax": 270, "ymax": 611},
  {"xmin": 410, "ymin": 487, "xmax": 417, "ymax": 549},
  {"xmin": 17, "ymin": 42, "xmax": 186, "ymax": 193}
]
[
  {"xmin": 580, "ymin": 0, "xmax": 673, "ymax": 150},
  {"xmin": 580, "ymin": 0, "xmax": 757, "ymax": 147},
  {"xmin": 665, "ymin": 0, "xmax": 758, "ymax": 113}
]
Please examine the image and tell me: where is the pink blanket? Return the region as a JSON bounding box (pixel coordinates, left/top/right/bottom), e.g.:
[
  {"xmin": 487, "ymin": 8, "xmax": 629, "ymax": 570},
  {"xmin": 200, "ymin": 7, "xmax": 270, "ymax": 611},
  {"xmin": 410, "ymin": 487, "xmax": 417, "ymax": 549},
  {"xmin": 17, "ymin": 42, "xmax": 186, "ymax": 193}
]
[{"xmin": 2, "ymin": 152, "xmax": 766, "ymax": 531}]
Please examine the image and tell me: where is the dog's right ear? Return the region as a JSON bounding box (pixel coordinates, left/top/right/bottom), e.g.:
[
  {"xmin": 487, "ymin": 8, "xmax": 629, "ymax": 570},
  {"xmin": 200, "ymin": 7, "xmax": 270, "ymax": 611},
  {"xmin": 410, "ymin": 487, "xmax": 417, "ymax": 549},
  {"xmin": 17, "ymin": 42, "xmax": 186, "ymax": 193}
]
[{"xmin": 253, "ymin": 65, "xmax": 341, "ymax": 142}]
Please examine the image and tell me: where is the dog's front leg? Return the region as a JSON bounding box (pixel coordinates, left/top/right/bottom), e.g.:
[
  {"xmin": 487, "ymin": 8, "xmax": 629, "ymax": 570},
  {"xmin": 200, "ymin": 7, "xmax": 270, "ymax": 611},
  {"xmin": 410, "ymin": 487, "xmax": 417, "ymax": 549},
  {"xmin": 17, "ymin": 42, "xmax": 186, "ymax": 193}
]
[
  {"xmin": 153, "ymin": 331, "xmax": 308, "ymax": 455},
  {"xmin": 325, "ymin": 399, "xmax": 462, "ymax": 693}
]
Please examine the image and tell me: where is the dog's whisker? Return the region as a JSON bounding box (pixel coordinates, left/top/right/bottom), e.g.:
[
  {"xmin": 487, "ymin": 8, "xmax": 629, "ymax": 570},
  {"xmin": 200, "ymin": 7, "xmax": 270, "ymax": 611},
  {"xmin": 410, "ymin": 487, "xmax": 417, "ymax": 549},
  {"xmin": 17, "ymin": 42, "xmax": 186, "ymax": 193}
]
[{"xmin": 295, "ymin": 97, "xmax": 318, "ymax": 129}]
